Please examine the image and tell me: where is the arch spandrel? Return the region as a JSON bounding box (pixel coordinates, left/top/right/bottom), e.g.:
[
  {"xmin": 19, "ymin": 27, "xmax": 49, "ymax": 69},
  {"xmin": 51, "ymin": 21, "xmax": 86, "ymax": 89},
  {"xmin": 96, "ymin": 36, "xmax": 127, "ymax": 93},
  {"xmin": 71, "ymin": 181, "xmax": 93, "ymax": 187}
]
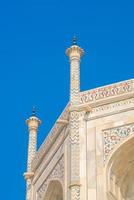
[
  {"xmin": 37, "ymin": 156, "xmax": 64, "ymax": 200},
  {"xmin": 103, "ymin": 123, "xmax": 134, "ymax": 163}
]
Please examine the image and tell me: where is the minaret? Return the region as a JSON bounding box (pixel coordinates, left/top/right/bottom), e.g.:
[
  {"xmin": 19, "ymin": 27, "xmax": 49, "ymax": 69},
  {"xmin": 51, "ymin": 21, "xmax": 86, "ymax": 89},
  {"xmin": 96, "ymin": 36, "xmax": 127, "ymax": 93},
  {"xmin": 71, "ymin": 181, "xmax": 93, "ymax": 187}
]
[
  {"xmin": 24, "ymin": 107, "xmax": 41, "ymax": 200},
  {"xmin": 66, "ymin": 37, "xmax": 84, "ymax": 200}
]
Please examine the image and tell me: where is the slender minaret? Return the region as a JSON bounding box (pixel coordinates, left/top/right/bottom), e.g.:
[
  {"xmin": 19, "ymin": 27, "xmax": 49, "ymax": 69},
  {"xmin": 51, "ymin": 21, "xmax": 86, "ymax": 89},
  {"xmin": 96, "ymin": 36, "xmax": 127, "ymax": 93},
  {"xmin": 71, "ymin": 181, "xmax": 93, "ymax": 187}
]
[
  {"xmin": 66, "ymin": 37, "xmax": 84, "ymax": 200},
  {"xmin": 24, "ymin": 107, "xmax": 41, "ymax": 200}
]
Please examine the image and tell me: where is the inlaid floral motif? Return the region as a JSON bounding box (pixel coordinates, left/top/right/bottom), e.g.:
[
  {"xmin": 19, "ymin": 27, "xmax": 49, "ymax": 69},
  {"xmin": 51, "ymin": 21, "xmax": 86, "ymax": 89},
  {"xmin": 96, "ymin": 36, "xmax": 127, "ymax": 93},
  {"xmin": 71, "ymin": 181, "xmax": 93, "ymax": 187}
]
[
  {"xmin": 80, "ymin": 80, "xmax": 133, "ymax": 104},
  {"xmin": 103, "ymin": 124, "xmax": 134, "ymax": 161}
]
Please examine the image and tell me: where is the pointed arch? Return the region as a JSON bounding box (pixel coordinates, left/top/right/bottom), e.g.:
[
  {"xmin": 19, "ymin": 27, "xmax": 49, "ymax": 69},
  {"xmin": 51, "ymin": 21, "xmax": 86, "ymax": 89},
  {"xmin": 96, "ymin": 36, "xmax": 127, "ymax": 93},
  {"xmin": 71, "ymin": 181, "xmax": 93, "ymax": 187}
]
[
  {"xmin": 43, "ymin": 180, "xmax": 63, "ymax": 200},
  {"xmin": 105, "ymin": 135, "xmax": 134, "ymax": 199}
]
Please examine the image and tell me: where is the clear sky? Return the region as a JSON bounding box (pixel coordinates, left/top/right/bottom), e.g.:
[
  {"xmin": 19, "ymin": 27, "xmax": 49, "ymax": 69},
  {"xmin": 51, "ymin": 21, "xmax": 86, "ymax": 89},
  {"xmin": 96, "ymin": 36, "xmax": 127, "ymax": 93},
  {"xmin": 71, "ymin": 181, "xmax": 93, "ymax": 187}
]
[{"xmin": 0, "ymin": 0, "xmax": 134, "ymax": 199}]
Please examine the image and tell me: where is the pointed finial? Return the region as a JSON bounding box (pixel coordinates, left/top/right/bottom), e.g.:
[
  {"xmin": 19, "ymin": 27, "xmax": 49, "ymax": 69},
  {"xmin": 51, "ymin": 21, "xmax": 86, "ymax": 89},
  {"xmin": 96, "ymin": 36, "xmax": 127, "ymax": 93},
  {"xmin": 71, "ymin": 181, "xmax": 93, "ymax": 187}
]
[
  {"xmin": 72, "ymin": 35, "xmax": 77, "ymax": 45},
  {"xmin": 32, "ymin": 106, "xmax": 36, "ymax": 116}
]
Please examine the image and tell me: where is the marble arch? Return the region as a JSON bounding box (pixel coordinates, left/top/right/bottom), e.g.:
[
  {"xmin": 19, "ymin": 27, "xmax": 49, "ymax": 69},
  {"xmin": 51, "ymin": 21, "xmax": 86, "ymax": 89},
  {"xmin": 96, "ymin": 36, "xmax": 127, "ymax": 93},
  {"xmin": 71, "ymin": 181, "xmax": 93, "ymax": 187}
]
[
  {"xmin": 43, "ymin": 180, "xmax": 63, "ymax": 200},
  {"xmin": 106, "ymin": 135, "xmax": 134, "ymax": 200}
]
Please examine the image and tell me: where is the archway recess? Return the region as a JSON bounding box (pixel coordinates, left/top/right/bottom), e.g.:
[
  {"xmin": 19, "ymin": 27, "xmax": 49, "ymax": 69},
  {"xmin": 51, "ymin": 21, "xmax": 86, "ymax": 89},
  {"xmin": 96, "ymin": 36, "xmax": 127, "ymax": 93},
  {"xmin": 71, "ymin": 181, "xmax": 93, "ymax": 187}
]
[
  {"xmin": 43, "ymin": 180, "xmax": 63, "ymax": 200},
  {"xmin": 106, "ymin": 136, "xmax": 134, "ymax": 200}
]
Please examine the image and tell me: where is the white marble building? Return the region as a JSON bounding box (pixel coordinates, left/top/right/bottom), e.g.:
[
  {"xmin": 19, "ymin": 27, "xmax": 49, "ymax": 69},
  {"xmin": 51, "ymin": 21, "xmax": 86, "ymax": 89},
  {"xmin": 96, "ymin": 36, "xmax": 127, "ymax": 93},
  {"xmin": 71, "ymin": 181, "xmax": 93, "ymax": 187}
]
[{"xmin": 24, "ymin": 39, "xmax": 134, "ymax": 200}]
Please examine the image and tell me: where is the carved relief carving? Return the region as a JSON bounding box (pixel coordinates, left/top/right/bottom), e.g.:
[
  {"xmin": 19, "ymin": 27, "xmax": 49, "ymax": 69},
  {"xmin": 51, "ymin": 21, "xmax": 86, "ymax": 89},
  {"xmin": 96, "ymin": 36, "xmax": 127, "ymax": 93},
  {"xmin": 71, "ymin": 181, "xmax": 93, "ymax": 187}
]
[
  {"xmin": 27, "ymin": 132, "xmax": 37, "ymax": 171},
  {"xmin": 70, "ymin": 59, "xmax": 80, "ymax": 105},
  {"xmin": 26, "ymin": 179, "xmax": 32, "ymax": 200},
  {"xmin": 37, "ymin": 156, "xmax": 64, "ymax": 200},
  {"xmin": 69, "ymin": 111, "xmax": 80, "ymax": 183},
  {"xmin": 71, "ymin": 186, "xmax": 80, "ymax": 200},
  {"xmin": 88, "ymin": 98, "xmax": 134, "ymax": 120},
  {"xmin": 103, "ymin": 124, "xmax": 134, "ymax": 162}
]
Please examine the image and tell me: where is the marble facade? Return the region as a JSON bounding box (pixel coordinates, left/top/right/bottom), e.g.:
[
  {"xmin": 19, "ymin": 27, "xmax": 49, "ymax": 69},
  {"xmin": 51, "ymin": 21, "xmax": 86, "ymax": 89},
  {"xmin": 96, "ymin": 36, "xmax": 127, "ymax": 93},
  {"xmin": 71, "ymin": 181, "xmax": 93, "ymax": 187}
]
[{"xmin": 24, "ymin": 41, "xmax": 134, "ymax": 200}]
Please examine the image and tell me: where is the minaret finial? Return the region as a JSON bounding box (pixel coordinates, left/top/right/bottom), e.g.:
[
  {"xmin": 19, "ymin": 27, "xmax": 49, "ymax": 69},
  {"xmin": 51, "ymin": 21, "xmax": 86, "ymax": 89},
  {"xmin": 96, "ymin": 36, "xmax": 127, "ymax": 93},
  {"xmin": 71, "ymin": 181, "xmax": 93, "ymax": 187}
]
[
  {"xmin": 72, "ymin": 35, "xmax": 77, "ymax": 45},
  {"xmin": 32, "ymin": 106, "xmax": 36, "ymax": 116}
]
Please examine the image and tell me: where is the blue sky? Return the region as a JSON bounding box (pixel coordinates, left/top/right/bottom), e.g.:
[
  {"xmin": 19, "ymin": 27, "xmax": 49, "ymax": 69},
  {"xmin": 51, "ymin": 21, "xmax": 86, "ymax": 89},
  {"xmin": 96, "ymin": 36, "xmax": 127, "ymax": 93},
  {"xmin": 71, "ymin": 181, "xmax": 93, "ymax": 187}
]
[{"xmin": 0, "ymin": 0, "xmax": 134, "ymax": 199}]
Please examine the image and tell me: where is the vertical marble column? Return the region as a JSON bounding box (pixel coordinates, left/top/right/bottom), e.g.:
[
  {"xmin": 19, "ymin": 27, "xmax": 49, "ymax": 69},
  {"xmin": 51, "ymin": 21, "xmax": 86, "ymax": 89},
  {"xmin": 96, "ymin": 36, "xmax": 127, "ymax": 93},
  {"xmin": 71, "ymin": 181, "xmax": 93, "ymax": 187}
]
[
  {"xmin": 66, "ymin": 38, "xmax": 84, "ymax": 200},
  {"xmin": 24, "ymin": 111, "xmax": 41, "ymax": 200}
]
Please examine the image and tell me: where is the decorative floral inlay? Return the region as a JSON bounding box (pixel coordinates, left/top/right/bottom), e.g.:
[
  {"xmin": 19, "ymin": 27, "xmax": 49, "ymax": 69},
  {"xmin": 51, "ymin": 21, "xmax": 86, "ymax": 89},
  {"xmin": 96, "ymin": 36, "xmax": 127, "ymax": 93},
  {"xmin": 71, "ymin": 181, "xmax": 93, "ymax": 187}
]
[
  {"xmin": 103, "ymin": 124, "xmax": 134, "ymax": 161},
  {"xmin": 80, "ymin": 80, "xmax": 133, "ymax": 104}
]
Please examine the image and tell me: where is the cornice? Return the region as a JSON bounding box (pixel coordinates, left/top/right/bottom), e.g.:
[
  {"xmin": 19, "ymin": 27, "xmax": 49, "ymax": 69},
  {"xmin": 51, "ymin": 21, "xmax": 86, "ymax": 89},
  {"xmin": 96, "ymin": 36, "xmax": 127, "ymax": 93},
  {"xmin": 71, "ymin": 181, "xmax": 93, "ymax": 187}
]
[
  {"xmin": 86, "ymin": 98, "xmax": 134, "ymax": 121},
  {"xmin": 32, "ymin": 104, "xmax": 70, "ymax": 171},
  {"xmin": 33, "ymin": 127, "xmax": 69, "ymax": 183}
]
